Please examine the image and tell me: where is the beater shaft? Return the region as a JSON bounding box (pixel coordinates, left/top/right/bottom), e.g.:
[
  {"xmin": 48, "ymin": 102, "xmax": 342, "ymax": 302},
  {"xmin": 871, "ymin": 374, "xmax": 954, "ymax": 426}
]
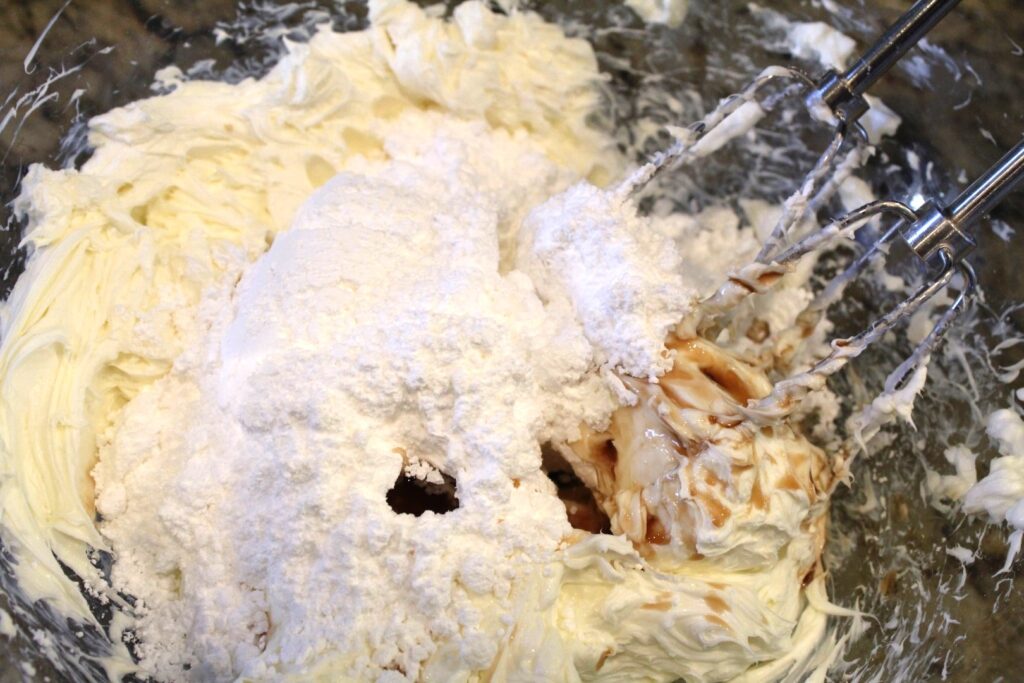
[
  {"xmin": 811, "ymin": 0, "xmax": 961, "ymax": 122},
  {"xmin": 902, "ymin": 139, "xmax": 1024, "ymax": 269},
  {"xmin": 758, "ymin": 1, "xmax": 961, "ymax": 263}
]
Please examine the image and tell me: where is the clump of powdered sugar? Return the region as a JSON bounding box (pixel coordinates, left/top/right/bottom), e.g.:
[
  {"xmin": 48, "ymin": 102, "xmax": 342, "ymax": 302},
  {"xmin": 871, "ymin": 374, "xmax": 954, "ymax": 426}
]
[
  {"xmin": 517, "ymin": 182, "xmax": 695, "ymax": 380},
  {"xmin": 90, "ymin": 105, "xmax": 692, "ymax": 680}
]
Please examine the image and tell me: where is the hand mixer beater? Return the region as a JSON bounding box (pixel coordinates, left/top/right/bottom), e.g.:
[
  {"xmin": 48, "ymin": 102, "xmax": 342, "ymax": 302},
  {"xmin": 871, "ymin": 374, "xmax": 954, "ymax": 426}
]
[{"xmin": 637, "ymin": 0, "xmax": 1024, "ymax": 423}]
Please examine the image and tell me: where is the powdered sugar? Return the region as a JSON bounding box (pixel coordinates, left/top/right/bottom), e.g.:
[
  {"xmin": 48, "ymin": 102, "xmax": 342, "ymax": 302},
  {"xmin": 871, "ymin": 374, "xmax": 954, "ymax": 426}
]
[
  {"xmin": 517, "ymin": 182, "xmax": 695, "ymax": 380},
  {"xmin": 89, "ymin": 96, "xmax": 691, "ymax": 680}
]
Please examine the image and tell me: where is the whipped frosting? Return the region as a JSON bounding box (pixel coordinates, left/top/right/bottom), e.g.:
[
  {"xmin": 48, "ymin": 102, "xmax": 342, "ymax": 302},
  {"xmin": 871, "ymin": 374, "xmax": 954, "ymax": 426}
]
[
  {"xmin": 914, "ymin": 406, "xmax": 1024, "ymax": 572},
  {"xmin": 625, "ymin": 0, "xmax": 689, "ymax": 27},
  {"xmin": 0, "ymin": 1, "xmax": 853, "ymax": 681},
  {"xmin": 962, "ymin": 409, "xmax": 1024, "ymax": 571}
]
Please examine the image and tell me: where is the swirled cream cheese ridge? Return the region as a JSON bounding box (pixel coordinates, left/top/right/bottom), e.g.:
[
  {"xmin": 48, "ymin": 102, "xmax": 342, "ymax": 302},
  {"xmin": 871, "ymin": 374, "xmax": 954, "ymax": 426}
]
[{"xmin": 0, "ymin": 1, "xmax": 847, "ymax": 680}]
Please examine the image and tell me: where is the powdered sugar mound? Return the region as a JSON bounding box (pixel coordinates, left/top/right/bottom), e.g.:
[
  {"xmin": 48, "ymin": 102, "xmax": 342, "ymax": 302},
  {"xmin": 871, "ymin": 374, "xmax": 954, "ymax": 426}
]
[
  {"xmin": 517, "ymin": 182, "xmax": 695, "ymax": 379},
  {"xmin": 92, "ymin": 115, "xmax": 630, "ymax": 680}
]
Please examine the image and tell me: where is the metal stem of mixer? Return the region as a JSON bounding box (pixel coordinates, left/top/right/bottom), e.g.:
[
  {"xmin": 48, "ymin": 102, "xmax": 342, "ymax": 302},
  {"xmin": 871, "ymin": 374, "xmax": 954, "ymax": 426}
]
[
  {"xmin": 811, "ymin": 0, "xmax": 961, "ymax": 122},
  {"xmin": 901, "ymin": 140, "xmax": 1024, "ymax": 270},
  {"xmin": 844, "ymin": 0, "xmax": 961, "ymax": 97},
  {"xmin": 758, "ymin": 1, "xmax": 962, "ymax": 266},
  {"xmin": 948, "ymin": 140, "xmax": 1024, "ymax": 227}
]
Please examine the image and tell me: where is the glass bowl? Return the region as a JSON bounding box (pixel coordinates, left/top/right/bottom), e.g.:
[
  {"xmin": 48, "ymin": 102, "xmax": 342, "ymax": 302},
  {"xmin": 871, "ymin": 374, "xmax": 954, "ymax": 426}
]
[{"xmin": 1, "ymin": 0, "xmax": 1021, "ymax": 680}]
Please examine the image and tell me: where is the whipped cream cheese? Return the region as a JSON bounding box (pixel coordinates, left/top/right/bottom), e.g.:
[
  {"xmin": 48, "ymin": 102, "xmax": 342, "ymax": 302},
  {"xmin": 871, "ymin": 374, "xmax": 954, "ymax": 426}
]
[
  {"xmin": 962, "ymin": 409, "xmax": 1024, "ymax": 571},
  {"xmin": 0, "ymin": 1, "xmax": 850, "ymax": 681},
  {"xmin": 626, "ymin": 0, "xmax": 689, "ymax": 27}
]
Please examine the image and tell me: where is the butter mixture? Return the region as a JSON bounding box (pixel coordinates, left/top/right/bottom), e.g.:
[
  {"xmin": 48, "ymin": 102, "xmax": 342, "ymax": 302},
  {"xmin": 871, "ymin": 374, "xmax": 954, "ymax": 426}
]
[
  {"xmin": 961, "ymin": 410, "xmax": 1024, "ymax": 571},
  {"xmin": 2, "ymin": 1, "xmax": 861, "ymax": 681}
]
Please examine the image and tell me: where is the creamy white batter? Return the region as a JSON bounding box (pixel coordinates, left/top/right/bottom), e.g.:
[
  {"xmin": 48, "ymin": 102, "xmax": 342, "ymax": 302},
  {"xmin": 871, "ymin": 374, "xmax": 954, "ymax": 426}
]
[
  {"xmin": 0, "ymin": 1, "xmax": 877, "ymax": 681},
  {"xmin": 962, "ymin": 409, "xmax": 1024, "ymax": 571},
  {"xmin": 626, "ymin": 0, "xmax": 689, "ymax": 27}
]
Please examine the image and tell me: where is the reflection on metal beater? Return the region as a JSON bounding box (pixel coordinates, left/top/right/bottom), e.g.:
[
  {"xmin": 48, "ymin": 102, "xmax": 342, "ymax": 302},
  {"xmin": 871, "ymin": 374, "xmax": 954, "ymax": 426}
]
[{"xmin": 635, "ymin": 0, "xmax": 1024, "ymax": 421}]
